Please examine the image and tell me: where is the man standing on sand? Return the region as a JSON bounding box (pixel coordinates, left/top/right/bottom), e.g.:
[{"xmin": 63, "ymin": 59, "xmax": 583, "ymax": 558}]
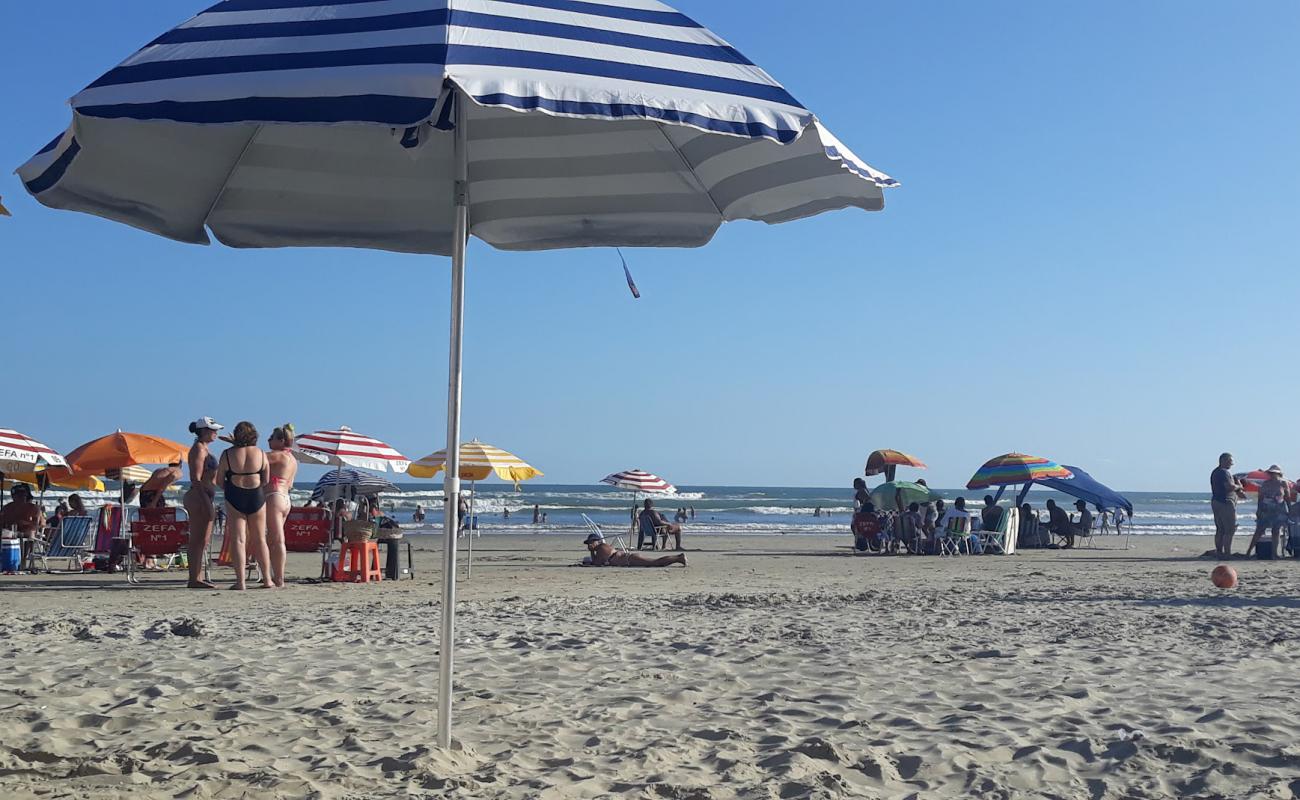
[{"xmin": 1211, "ymin": 452, "xmax": 1246, "ymax": 558}]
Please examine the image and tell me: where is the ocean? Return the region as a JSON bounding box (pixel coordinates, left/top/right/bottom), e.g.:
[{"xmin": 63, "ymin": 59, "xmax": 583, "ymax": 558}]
[{"xmin": 32, "ymin": 483, "xmax": 1232, "ymax": 538}]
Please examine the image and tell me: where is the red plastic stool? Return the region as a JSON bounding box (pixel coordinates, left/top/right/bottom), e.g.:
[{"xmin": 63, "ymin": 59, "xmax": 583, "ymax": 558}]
[{"xmin": 333, "ymin": 541, "xmax": 382, "ymax": 583}]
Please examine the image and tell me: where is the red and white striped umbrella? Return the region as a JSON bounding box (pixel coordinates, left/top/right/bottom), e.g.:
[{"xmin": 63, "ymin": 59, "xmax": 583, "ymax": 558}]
[
  {"xmin": 293, "ymin": 426, "xmax": 410, "ymax": 474},
  {"xmin": 0, "ymin": 428, "xmax": 68, "ymax": 474},
  {"xmin": 600, "ymin": 469, "xmax": 676, "ymax": 495}
]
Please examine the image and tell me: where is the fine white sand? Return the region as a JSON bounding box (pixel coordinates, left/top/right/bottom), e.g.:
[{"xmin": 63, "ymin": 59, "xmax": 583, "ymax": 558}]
[{"xmin": 2, "ymin": 533, "xmax": 1299, "ymax": 799}]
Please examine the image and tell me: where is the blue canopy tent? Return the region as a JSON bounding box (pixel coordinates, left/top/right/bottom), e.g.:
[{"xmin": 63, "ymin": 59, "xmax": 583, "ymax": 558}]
[
  {"xmin": 1017, "ymin": 465, "xmax": 1133, "ymax": 548},
  {"xmin": 1037, "ymin": 466, "xmax": 1133, "ymax": 517}
]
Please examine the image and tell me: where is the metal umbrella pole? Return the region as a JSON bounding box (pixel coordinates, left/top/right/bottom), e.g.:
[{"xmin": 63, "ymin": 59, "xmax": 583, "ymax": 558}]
[{"xmin": 437, "ymin": 90, "xmax": 468, "ymax": 750}]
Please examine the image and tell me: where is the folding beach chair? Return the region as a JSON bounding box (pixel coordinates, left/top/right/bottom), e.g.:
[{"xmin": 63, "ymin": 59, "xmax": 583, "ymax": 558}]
[
  {"xmin": 285, "ymin": 507, "xmax": 331, "ymax": 551},
  {"xmin": 31, "ymin": 515, "xmax": 95, "ymax": 573},
  {"xmin": 582, "ymin": 514, "xmax": 629, "ymax": 552},
  {"xmin": 936, "ymin": 514, "xmax": 971, "ymax": 556},
  {"xmin": 636, "ymin": 511, "xmax": 668, "ymax": 550},
  {"xmin": 127, "ymin": 508, "xmax": 190, "ymax": 584},
  {"xmin": 285, "ymin": 506, "xmax": 333, "ymax": 579},
  {"xmin": 979, "ymin": 507, "xmax": 1019, "ymax": 555},
  {"xmin": 216, "ymin": 525, "xmax": 264, "ymax": 584},
  {"xmin": 1063, "ymin": 512, "xmax": 1099, "ymax": 549}
]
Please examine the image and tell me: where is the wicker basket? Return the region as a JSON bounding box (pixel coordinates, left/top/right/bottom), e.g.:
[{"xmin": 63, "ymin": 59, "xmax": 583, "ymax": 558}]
[{"xmin": 343, "ymin": 520, "xmax": 375, "ymax": 543}]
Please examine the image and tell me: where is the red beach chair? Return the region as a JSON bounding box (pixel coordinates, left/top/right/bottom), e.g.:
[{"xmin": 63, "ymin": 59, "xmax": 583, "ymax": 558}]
[
  {"xmin": 127, "ymin": 508, "xmax": 189, "ymax": 584},
  {"xmin": 285, "ymin": 507, "xmax": 330, "ymax": 552}
]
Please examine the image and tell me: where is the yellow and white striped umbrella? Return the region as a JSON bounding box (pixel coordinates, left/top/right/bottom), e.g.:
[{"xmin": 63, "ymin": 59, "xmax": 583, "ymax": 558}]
[
  {"xmin": 406, "ymin": 440, "xmax": 542, "ymax": 485},
  {"xmin": 113, "ymin": 464, "xmax": 180, "ymax": 490}
]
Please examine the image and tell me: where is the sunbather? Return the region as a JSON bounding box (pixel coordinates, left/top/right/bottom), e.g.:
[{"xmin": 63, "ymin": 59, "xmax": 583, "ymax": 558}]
[{"xmin": 584, "ymin": 532, "xmax": 685, "ymax": 567}]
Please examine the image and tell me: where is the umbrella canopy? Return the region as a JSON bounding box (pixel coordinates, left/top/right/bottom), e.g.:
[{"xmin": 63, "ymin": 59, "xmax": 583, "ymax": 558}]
[
  {"xmin": 5, "ymin": 469, "xmax": 105, "ymax": 492},
  {"xmin": 294, "ymin": 427, "xmax": 410, "ymax": 474},
  {"xmin": 407, "ymin": 441, "xmax": 542, "ymax": 485},
  {"xmin": 1038, "ymin": 466, "xmax": 1133, "ymax": 516},
  {"xmin": 601, "ymin": 470, "xmax": 677, "ymax": 495},
  {"xmin": 864, "ymin": 449, "xmax": 927, "ymax": 478},
  {"xmin": 0, "ymin": 428, "xmax": 68, "ymax": 474},
  {"xmin": 967, "ymin": 453, "xmax": 1072, "ymax": 490},
  {"xmin": 1235, "ymin": 469, "xmax": 1291, "ymax": 495},
  {"xmin": 17, "ymin": 3, "xmax": 895, "ymax": 253},
  {"xmin": 16, "ymin": 0, "xmax": 895, "ymax": 751},
  {"xmin": 311, "ymin": 469, "xmax": 399, "ymax": 503},
  {"xmin": 869, "ymin": 481, "xmax": 938, "ymax": 512},
  {"xmin": 63, "ymin": 431, "xmax": 186, "ymax": 476}
]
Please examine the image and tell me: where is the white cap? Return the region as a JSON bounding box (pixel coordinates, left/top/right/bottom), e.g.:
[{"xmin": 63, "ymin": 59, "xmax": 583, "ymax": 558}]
[{"xmin": 192, "ymin": 416, "xmax": 224, "ymax": 431}]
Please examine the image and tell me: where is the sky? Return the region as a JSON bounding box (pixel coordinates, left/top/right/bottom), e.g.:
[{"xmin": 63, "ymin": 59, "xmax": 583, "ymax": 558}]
[{"xmin": 1, "ymin": 1, "xmax": 1298, "ymax": 492}]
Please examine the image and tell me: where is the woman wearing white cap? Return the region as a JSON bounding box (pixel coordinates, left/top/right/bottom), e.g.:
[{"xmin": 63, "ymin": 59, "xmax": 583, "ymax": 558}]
[
  {"xmin": 1247, "ymin": 465, "xmax": 1289, "ymax": 559},
  {"xmin": 184, "ymin": 416, "xmax": 223, "ymax": 589}
]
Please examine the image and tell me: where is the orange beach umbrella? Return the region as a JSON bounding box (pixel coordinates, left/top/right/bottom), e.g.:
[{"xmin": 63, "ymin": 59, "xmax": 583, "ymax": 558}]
[
  {"xmin": 864, "ymin": 449, "xmax": 927, "ymax": 481},
  {"xmin": 64, "ymin": 431, "xmax": 187, "ymax": 477}
]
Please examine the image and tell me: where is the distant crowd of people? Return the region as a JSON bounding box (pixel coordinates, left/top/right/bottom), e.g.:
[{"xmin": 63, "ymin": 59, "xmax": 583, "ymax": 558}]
[{"xmin": 848, "ymin": 477, "xmax": 1120, "ymax": 555}]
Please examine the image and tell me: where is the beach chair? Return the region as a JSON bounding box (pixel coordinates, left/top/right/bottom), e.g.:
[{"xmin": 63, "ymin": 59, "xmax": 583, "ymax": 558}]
[
  {"xmin": 216, "ymin": 528, "xmax": 264, "ymax": 583},
  {"xmin": 284, "ymin": 506, "xmax": 332, "ymax": 577},
  {"xmin": 1074, "ymin": 513, "xmax": 1099, "ymax": 549},
  {"xmin": 636, "ymin": 511, "xmax": 668, "ymax": 550},
  {"xmin": 285, "ymin": 507, "xmax": 331, "ymax": 552},
  {"xmin": 31, "ymin": 516, "xmax": 95, "ymax": 573},
  {"xmin": 582, "ymin": 514, "xmax": 629, "ymax": 552},
  {"xmin": 979, "ymin": 507, "xmax": 1019, "ymax": 555},
  {"xmin": 127, "ymin": 509, "xmax": 190, "ymax": 584},
  {"xmin": 1017, "ymin": 511, "xmax": 1048, "ymax": 549},
  {"xmin": 936, "ymin": 514, "xmax": 971, "ymax": 556}
]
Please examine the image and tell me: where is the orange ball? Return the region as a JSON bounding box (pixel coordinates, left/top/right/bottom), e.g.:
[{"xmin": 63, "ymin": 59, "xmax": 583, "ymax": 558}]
[{"xmin": 1211, "ymin": 565, "xmax": 1237, "ymax": 589}]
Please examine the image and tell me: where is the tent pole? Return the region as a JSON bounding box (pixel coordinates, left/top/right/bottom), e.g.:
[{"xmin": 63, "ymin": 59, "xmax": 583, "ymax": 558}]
[
  {"xmin": 992, "ymin": 485, "xmax": 1006, "ymax": 504},
  {"xmin": 437, "ymin": 88, "xmax": 469, "ymax": 750}
]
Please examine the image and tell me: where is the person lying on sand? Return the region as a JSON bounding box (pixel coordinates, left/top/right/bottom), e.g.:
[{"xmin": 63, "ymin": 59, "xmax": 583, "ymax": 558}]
[{"xmin": 583, "ymin": 532, "xmax": 685, "ymax": 567}]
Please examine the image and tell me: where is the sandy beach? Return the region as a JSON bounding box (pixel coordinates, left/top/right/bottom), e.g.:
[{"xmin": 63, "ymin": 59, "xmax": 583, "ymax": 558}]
[{"xmin": 1, "ymin": 533, "xmax": 1297, "ymax": 799}]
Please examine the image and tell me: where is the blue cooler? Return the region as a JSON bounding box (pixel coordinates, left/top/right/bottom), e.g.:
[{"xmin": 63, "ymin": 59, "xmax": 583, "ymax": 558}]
[
  {"xmin": 0, "ymin": 539, "xmax": 20, "ymax": 572},
  {"xmin": 1256, "ymin": 540, "xmax": 1274, "ymax": 560}
]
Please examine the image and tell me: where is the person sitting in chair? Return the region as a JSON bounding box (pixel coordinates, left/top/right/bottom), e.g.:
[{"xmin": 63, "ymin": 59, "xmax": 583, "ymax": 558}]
[
  {"xmin": 1045, "ymin": 499, "xmax": 1074, "ymax": 548},
  {"xmin": 1072, "ymin": 499, "xmax": 1093, "ymax": 544},
  {"xmin": 851, "ymin": 502, "xmax": 885, "ymax": 552},
  {"xmin": 638, "ymin": 499, "xmax": 682, "ymax": 550},
  {"xmin": 902, "ymin": 502, "xmax": 926, "ymax": 554},
  {"xmin": 584, "ymin": 532, "xmax": 685, "ymax": 567},
  {"xmin": 981, "ymin": 495, "xmax": 1003, "ymax": 532},
  {"xmin": 1, "ymin": 484, "xmax": 44, "ymax": 569}
]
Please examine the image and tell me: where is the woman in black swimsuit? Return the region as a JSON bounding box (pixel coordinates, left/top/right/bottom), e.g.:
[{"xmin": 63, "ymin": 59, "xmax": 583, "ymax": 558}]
[
  {"xmin": 218, "ymin": 421, "xmax": 273, "ymax": 590},
  {"xmin": 185, "ymin": 417, "xmax": 223, "ymax": 589}
]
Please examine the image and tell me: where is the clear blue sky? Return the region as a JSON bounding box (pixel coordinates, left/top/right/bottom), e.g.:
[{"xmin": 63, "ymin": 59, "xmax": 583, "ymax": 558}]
[{"xmin": 2, "ymin": 1, "xmax": 1298, "ymax": 491}]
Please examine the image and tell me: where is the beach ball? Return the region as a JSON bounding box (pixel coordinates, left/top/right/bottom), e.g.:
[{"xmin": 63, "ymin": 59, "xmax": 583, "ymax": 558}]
[{"xmin": 1211, "ymin": 565, "xmax": 1237, "ymax": 589}]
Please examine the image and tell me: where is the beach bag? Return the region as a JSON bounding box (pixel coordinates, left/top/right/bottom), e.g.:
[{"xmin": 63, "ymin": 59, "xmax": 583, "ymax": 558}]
[{"xmin": 344, "ymin": 520, "xmax": 375, "ymax": 542}]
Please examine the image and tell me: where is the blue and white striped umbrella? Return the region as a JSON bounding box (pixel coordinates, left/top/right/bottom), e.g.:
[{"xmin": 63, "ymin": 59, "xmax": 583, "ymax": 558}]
[
  {"xmin": 310, "ymin": 468, "xmax": 399, "ymax": 502},
  {"xmin": 18, "ymin": 0, "xmax": 896, "ymax": 252},
  {"xmin": 15, "ymin": 0, "xmax": 897, "ymax": 747}
]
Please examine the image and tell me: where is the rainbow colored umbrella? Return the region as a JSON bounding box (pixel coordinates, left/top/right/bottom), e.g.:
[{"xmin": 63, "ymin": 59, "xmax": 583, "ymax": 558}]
[
  {"xmin": 864, "ymin": 449, "xmax": 927, "ymax": 481},
  {"xmin": 967, "ymin": 453, "xmax": 1071, "ymax": 490}
]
